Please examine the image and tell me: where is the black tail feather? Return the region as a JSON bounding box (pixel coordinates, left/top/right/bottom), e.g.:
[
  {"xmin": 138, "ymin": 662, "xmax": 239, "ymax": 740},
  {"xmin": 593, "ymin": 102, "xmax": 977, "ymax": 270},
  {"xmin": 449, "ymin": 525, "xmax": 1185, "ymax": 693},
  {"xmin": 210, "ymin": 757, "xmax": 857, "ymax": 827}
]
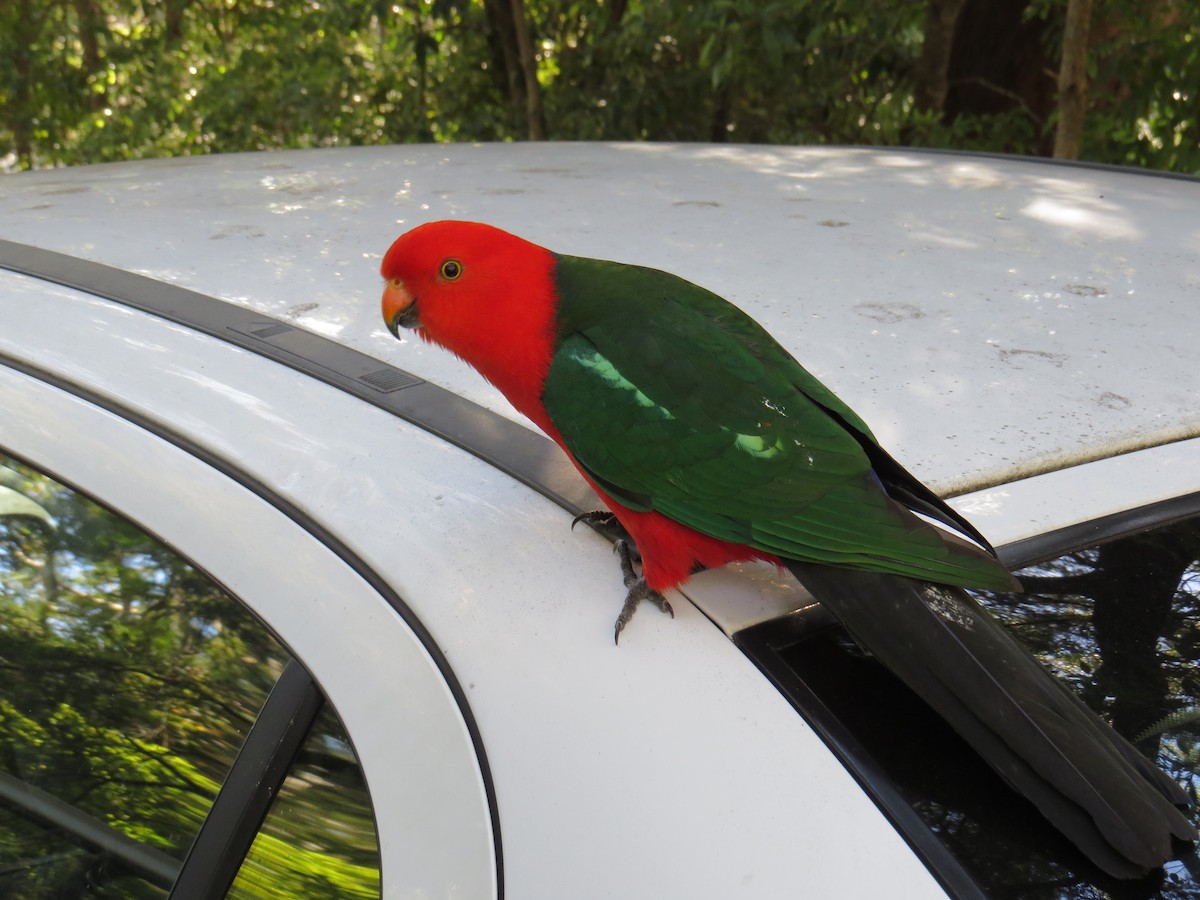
[{"xmin": 784, "ymin": 561, "xmax": 1197, "ymax": 879}]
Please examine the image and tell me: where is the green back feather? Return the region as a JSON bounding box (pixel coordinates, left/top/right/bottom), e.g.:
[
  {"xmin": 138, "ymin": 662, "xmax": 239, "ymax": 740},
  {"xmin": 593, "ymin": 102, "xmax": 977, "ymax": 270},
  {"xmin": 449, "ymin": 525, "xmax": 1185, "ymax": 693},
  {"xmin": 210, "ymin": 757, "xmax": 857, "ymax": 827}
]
[{"xmin": 544, "ymin": 254, "xmax": 1017, "ymax": 592}]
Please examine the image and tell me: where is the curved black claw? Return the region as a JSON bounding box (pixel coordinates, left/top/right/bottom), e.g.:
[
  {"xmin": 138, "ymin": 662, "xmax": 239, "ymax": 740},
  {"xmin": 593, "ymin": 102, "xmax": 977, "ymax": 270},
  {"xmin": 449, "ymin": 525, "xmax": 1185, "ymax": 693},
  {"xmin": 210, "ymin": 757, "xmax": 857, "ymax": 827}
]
[
  {"xmin": 571, "ymin": 510, "xmax": 637, "ymax": 552},
  {"xmin": 613, "ymin": 539, "xmax": 673, "ymax": 644},
  {"xmin": 571, "ymin": 509, "xmax": 617, "ymax": 530}
]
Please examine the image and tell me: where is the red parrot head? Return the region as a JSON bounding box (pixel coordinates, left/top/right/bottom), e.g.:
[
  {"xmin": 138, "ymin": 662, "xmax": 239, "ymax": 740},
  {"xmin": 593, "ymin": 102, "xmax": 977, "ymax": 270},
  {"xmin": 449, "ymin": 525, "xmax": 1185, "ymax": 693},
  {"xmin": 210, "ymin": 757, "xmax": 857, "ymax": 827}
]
[{"xmin": 380, "ymin": 220, "xmax": 558, "ymax": 416}]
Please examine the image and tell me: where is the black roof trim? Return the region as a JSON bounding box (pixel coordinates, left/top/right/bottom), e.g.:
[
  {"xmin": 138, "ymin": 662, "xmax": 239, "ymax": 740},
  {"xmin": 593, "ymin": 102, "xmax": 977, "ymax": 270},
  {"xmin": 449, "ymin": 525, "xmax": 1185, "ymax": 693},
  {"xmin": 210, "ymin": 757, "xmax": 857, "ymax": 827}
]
[
  {"xmin": 999, "ymin": 489, "xmax": 1200, "ymax": 570},
  {"xmin": 733, "ymin": 613, "xmax": 989, "ymax": 900},
  {"xmin": 0, "ymin": 238, "xmax": 595, "ymax": 519}
]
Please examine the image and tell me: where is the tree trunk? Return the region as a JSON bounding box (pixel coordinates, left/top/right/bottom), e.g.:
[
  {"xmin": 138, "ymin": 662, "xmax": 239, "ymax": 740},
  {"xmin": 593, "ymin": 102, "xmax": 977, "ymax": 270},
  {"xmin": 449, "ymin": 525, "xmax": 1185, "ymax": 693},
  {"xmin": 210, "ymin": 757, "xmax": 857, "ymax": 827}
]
[
  {"xmin": 915, "ymin": 0, "xmax": 967, "ymax": 113},
  {"xmin": 943, "ymin": 0, "xmax": 1058, "ymax": 155},
  {"xmin": 483, "ymin": 0, "xmax": 528, "ymax": 136},
  {"xmin": 1053, "ymin": 0, "xmax": 1094, "ymax": 159},
  {"xmin": 508, "ymin": 0, "xmax": 546, "ymax": 140},
  {"xmin": 70, "ymin": 0, "xmax": 105, "ymax": 110},
  {"xmin": 12, "ymin": 0, "xmax": 35, "ymax": 168},
  {"xmin": 71, "ymin": 0, "xmax": 102, "ymax": 72},
  {"xmin": 605, "ymin": 0, "xmax": 629, "ymax": 34},
  {"xmin": 1090, "ymin": 525, "xmax": 1198, "ymax": 742},
  {"xmin": 165, "ymin": 0, "xmax": 189, "ymax": 45}
]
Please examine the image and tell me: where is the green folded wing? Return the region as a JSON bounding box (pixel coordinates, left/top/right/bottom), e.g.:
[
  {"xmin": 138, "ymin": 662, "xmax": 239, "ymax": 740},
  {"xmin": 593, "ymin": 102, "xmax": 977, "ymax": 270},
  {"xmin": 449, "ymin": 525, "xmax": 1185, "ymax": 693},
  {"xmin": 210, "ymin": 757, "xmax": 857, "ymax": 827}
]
[{"xmin": 544, "ymin": 254, "xmax": 1016, "ymax": 591}]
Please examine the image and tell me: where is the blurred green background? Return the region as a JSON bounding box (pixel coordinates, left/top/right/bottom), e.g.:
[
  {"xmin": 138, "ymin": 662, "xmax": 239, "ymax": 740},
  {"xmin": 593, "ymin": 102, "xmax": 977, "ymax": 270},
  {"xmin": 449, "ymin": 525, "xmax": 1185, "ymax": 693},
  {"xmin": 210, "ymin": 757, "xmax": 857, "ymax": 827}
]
[{"xmin": 2, "ymin": 0, "xmax": 1196, "ymax": 173}]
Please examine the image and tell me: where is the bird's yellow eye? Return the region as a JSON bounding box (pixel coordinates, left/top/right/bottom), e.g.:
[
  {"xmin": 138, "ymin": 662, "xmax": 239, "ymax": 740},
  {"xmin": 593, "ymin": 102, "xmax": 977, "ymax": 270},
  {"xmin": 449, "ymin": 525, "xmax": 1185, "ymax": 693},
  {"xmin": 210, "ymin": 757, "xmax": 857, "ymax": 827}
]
[{"xmin": 439, "ymin": 259, "xmax": 463, "ymax": 281}]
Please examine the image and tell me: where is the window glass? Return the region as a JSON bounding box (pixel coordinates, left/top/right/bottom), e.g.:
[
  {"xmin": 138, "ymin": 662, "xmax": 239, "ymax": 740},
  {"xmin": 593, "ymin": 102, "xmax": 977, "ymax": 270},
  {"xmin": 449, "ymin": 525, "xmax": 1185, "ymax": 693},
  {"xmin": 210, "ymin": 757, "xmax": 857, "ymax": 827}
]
[
  {"xmin": 974, "ymin": 515, "xmax": 1200, "ymax": 894},
  {"xmin": 0, "ymin": 455, "xmax": 378, "ymax": 897},
  {"xmin": 752, "ymin": 510, "xmax": 1200, "ymax": 898},
  {"xmin": 228, "ymin": 706, "xmax": 380, "ymax": 899}
]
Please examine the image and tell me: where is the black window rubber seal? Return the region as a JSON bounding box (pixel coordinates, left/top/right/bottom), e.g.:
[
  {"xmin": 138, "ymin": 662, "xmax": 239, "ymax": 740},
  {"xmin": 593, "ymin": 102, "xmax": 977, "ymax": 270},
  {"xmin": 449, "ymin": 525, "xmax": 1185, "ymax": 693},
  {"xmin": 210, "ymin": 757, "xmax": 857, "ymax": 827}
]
[
  {"xmin": 169, "ymin": 660, "xmax": 325, "ymax": 900},
  {"xmin": 732, "ymin": 615, "xmax": 990, "ymax": 900},
  {"xmin": 997, "ymin": 489, "xmax": 1200, "ymax": 571},
  {"xmin": 0, "ymin": 240, "xmax": 515, "ymax": 898},
  {"xmin": 0, "ymin": 238, "xmax": 596, "ymax": 519}
]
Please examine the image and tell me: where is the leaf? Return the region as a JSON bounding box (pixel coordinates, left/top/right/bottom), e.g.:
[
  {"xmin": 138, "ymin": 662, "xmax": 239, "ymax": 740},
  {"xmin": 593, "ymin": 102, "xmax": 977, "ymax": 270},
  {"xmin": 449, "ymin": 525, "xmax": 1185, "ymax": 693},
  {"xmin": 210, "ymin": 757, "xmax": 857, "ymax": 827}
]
[{"xmin": 1135, "ymin": 707, "xmax": 1200, "ymax": 745}]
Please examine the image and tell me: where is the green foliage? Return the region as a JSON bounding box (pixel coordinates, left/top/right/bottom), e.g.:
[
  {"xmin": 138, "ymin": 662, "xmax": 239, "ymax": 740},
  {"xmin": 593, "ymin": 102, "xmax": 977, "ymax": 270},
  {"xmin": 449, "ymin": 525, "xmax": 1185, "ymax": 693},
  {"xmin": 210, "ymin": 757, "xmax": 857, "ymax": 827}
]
[
  {"xmin": 0, "ymin": 459, "xmax": 379, "ymax": 897},
  {"xmin": 1136, "ymin": 706, "xmax": 1200, "ymax": 750},
  {"xmin": 0, "ymin": 0, "xmax": 1195, "ymax": 172},
  {"xmin": 227, "ymin": 711, "xmax": 381, "ymax": 898},
  {"xmin": 1084, "ymin": 1, "xmax": 1200, "ymax": 171},
  {"xmin": 540, "ymin": 0, "xmax": 927, "ymax": 144}
]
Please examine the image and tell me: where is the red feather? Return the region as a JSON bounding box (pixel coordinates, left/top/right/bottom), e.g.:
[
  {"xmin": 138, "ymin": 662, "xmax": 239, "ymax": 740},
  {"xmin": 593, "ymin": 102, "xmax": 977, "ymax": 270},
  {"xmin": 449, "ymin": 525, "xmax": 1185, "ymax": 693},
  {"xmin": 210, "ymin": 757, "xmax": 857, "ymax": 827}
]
[{"xmin": 381, "ymin": 220, "xmax": 772, "ymax": 593}]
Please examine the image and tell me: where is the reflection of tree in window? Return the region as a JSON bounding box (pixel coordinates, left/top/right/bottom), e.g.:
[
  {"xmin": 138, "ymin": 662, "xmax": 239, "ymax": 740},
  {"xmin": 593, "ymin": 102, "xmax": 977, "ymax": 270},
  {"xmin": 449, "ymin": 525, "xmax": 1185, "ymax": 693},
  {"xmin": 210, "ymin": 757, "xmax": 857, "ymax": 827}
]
[
  {"xmin": 229, "ymin": 706, "xmax": 380, "ymax": 899},
  {"xmin": 767, "ymin": 513, "xmax": 1200, "ymax": 895},
  {"xmin": 983, "ymin": 519, "xmax": 1200, "ymax": 806},
  {"xmin": 0, "ymin": 456, "xmax": 378, "ymax": 897}
]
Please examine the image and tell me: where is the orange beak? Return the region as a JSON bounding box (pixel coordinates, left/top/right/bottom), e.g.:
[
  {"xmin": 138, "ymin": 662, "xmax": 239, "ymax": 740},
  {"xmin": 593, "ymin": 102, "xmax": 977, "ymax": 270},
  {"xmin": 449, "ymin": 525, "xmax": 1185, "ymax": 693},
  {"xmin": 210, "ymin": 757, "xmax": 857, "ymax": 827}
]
[{"xmin": 382, "ymin": 278, "xmax": 418, "ymax": 337}]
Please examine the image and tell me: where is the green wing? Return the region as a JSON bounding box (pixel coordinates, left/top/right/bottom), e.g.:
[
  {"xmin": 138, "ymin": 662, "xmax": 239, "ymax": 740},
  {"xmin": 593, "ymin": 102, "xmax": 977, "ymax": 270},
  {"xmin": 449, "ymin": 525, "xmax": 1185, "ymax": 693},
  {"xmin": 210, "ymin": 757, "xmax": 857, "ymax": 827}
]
[{"xmin": 544, "ymin": 254, "xmax": 1016, "ymax": 591}]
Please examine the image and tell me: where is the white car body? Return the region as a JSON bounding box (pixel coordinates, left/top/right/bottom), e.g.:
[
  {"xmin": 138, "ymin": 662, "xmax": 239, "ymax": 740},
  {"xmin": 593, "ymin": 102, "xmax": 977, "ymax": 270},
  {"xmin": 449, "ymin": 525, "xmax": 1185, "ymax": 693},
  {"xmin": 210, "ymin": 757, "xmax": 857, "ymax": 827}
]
[{"xmin": 2, "ymin": 144, "xmax": 1199, "ymax": 898}]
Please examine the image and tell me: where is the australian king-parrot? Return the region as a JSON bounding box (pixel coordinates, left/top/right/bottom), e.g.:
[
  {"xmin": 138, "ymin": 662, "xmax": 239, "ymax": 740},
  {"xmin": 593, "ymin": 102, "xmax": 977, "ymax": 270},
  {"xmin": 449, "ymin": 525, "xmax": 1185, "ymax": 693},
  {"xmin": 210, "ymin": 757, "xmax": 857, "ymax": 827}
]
[{"xmin": 380, "ymin": 219, "xmax": 1196, "ymax": 878}]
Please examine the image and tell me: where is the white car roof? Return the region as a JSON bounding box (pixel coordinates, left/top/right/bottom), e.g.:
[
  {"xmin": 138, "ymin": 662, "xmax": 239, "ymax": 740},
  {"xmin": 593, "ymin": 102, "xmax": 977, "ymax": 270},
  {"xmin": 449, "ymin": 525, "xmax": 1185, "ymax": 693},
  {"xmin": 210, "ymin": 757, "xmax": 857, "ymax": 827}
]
[
  {"xmin": 1, "ymin": 209, "xmax": 948, "ymax": 898},
  {"xmin": 4, "ymin": 145, "xmax": 1200, "ymax": 897},
  {"xmin": 4, "ymin": 143, "xmax": 1198, "ymax": 498}
]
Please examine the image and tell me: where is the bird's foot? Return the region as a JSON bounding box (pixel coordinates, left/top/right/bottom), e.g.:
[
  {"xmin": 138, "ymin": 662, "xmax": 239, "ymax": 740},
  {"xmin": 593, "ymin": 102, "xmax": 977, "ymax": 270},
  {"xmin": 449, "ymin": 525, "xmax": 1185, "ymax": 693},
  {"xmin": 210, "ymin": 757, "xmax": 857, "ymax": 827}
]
[
  {"xmin": 572, "ymin": 510, "xmax": 637, "ymax": 554},
  {"xmin": 613, "ymin": 539, "xmax": 672, "ymax": 644}
]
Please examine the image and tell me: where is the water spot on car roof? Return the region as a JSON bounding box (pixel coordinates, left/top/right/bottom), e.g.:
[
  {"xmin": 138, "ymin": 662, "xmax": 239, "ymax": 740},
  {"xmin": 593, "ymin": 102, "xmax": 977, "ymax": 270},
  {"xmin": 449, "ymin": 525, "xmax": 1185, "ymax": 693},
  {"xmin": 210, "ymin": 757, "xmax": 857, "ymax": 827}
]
[
  {"xmin": 673, "ymin": 200, "xmax": 721, "ymax": 208},
  {"xmin": 996, "ymin": 347, "xmax": 1068, "ymax": 369},
  {"xmin": 1097, "ymin": 391, "xmax": 1132, "ymax": 410},
  {"xmin": 818, "ymin": 219, "xmax": 849, "ymax": 227},
  {"xmin": 39, "ymin": 185, "xmax": 90, "ymax": 196},
  {"xmin": 211, "ymin": 224, "xmax": 266, "ymax": 240},
  {"xmin": 1065, "ymin": 283, "xmax": 1108, "ymax": 297},
  {"xmin": 259, "ymin": 173, "xmax": 346, "ymax": 195},
  {"xmin": 855, "ymin": 302, "xmax": 926, "ymax": 324}
]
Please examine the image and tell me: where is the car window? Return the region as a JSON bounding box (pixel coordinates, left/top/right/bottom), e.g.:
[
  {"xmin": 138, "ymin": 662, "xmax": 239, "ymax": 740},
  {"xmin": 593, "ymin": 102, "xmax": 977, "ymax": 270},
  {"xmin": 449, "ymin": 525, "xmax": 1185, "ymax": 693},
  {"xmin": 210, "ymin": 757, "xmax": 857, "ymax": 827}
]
[
  {"xmin": 737, "ymin": 503, "xmax": 1200, "ymax": 898},
  {"xmin": 0, "ymin": 456, "xmax": 380, "ymax": 897},
  {"xmin": 968, "ymin": 514, "xmax": 1200, "ymax": 894}
]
